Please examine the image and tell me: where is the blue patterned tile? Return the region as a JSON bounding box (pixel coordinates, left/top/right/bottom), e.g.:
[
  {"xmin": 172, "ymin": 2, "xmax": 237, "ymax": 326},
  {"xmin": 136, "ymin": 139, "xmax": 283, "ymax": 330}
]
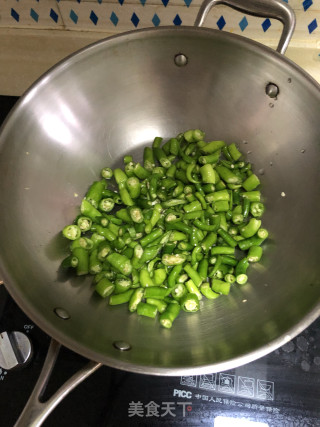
[
  {"xmin": 97, "ymin": 0, "xmax": 102, "ymax": 3},
  {"xmin": 262, "ymin": 18, "xmax": 271, "ymax": 32},
  {"xmin": 11, "ymin": 8, "xmax": 19, "ymax": 22},
  {"xmin": 152, "ymin": 13, "xmax": 160, "ymax": 27},
  {"xmin": 184, "ymin": 0, "xmax": 192, "ymax": 7},
  {"xmin": 173, "ymin": 14, "xmax": 182, "ymax": 26},
  {"xmin": 77, "ymin": 0, "xmax": 81, "ymax": 3},
  {"xmin": 239, "ymin": 16, "xmax": 248, "ymax": 31},
  {"xmin": 162, "ymin": 0, "xmax": 169, "ymax": 7},
  {"xmin": 110, "ymin": 11, "xmax": 119, "ymax": 26},
  {"xmin": 140, "ymin": 0, "xmax": 146, "ymax": 5},
  {"xmin": 30, "ymin": 8, "xmax": 39, "ymax": 22},
  {"xmin": 308, "ymin": 18, "xmax": 317, "ymax": 33},
  {"xmin": 131, "ymin": 12, "xmax": 140, "ymax": 27},
  {"xmin": 70, "ymin": 9, "xmax": 78, "ymax": 24},
  {"xmin": 90, "ymin": 10, "xmax": 98, "ymax": 25},
  {"xmin": 118, "ymin": 0, "xmax": 124, "ymax": 5},
  {"xmin": 50, "ymin": 8, "xmax": 58, "ymax": 23},
  {"xmin": 217, "ymin": 15, "xmax": 226, "ymax": 30},
  {"xmin": 303, "ymin": 0, "xmax": 313, "ymax": 11}
]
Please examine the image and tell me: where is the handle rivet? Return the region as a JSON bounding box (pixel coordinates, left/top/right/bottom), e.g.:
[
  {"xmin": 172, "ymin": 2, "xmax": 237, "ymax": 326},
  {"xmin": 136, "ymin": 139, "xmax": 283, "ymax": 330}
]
[
  {"xmin": 266, "ymin": 83, "xmax": 279, "ymax": 98},
  {"xmin": 54, "ymin": 308, "xmax": 70, "ymax": 320},
  {"xmin": 174, "ymin": 53, "xmax": 188, "ymax": 67},
  {"xmin": 113, "ymin": 341, "xmax": 131, "ymax": 351}
]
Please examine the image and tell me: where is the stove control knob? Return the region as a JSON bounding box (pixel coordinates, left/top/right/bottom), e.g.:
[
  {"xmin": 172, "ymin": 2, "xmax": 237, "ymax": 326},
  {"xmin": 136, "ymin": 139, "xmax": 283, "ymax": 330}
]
[{"xmin": 0, "ymin": 331, "xmax": 33, "ymax": 370}]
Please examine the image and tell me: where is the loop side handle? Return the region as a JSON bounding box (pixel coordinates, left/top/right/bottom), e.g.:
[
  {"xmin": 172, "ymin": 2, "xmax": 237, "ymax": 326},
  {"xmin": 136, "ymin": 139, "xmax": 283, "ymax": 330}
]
[
  {"xmin": 195, "ymin": 0, "xmax": 296, "ymax": 54},
  {"xmin": 15, "ymin": 339, "xmax": 102, "ymax": 427}
]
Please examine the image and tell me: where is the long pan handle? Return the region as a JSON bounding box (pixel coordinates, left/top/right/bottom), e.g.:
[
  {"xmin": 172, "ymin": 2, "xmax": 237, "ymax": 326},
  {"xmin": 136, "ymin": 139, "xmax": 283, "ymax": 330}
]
[
  {"xmin": 195, "ymin": 0, "xmax": 296, "ymax": 55},
  {"xmin": 14, "ymin": 339, "xmax": 102, "ymax": 427}
]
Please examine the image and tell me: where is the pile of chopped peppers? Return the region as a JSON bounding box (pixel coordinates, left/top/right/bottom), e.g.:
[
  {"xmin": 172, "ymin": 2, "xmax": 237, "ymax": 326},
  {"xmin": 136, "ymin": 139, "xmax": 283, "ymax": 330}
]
[{"xmin": 61, "ymin": 129, "xmax": 268, "ymax": 328}]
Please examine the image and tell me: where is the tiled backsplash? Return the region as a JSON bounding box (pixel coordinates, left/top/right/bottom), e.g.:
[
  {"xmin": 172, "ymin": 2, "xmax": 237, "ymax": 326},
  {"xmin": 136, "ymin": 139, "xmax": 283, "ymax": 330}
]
[
  {"xmin": 0, "ymin": 0, "xmax": 319, "ymax": 95},
  {"xmin": 1, "ymin": 0, "xmax": 318, "ymax": 41}
]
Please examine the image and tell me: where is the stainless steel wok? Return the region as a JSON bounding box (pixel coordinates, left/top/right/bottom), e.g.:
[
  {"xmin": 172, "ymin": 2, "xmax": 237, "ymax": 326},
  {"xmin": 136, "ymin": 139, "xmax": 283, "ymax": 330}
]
[{"xmin": 0, "ymin": 0, "xmax": 319, "ymax": 425}]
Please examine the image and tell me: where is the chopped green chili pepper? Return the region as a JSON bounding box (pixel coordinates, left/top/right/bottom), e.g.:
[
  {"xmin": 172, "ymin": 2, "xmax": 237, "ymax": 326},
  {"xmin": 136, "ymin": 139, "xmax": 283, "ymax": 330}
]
[
  {"xmin": 85, "ymin": 180, "xmax": 105, "ymax": 208},
  {"xmin": 62, "ymin": 225, "xmax": 81, "ymax": 241},
  {"xmin": 228, "ymin": 143, "xmax": 242, "ymax": 161},
  {"xmin": 144, "ymin": 287, "xmax": 170, "ymax": 299},
  {"xmin": 153, "ymin": 147, "xmax": 172, "ymax": 169},
  {"xmin": 242, "ymin": 174, "xmax": 260, "ymax": 191},
  {"xmin": 217, "ymin": 229, "xmax": 238, "ymax": 248},
  {"xmin": 106, "ymin": 253, "xmax": 132, "ymax": 276},
  {"xmin": 242, "ymin": 197, "xmax": 250, "ymax": 219},
  {"xmin": 146, "ymin": 298, "xmax": 167, "ymax": 314},
  {"xmin": 208, "ymin": 190, "xmax": 230, "ymax": 203},
  {"xmin": 216, "ymin": 165, "xmax": 242, "ymax": 185},
  {"xmin": 136, "ymin": 302, "xmax": 158, "ymax": 318},
  {"xmin": 139, "ymin": 268, "xmax": 156, "ymax": 288},
  {"xmin": 162, "ymin": 254, "xmax": 187, "ymax": 266},
  {"xmin": 184, "ymin": 264, "xmax": 203, "ymax": 288},
  {"xmin": 77, "ymin": 217, "xmax": 92, "ymax": 232},
  {"xmin": 239, "ymin": 219, "xmax": 261, "ymax": 238},
  {"xmin": 224, "ymin": 274, "xmax": 236, "ymax": 284},
  {"xmin": 168, "ymin": 264, "xmax": 183, "ymax": 288},
  {"xmin": 133, "ymin": 163, "xmax": 150, "ymax": 180},
  {"xmin": 126, "ymin": 177, "xmax": 141, "ymax": 199},
  {"xmin": 101, "ymin": 167, "xmax": 113, "ymax": 179},
  {"xmin": 197, "ymin": 258, "xmax": 209, "ymax": 281},
  {"xmin": 213, "ymin": 201, "xmax": 230, "ymax": 212},
  {"xmin": 180, "ymin": 293, "xmax": 200, "ymax": 312},
  {"xmin": 211, "ymin": 279, "xmax": 231, "ymax": 295},
  {"xmin": 211, "ymin": 246, "xmax": 235, "ymax": 255},
  {"xmin": 186, "ymin": 163, "xmax": 201, "ymax": 184},
  {"xmin": 160, "ymin": 303, "xmax": 181, "ymax": 328},
  {"xmin": 88, "ymin": 249, "xmax": 102, "ymax": 274},
  {"xmin": 95, "ymin": 278, "xmax": 115, "ymax": 298},
  {"xmin": 183, "ymin": 200, "xmax": 202, "ymax": 213},
  {"xmin": 200, "ymin": 282, "xmax": 220, "ymax": 299},
  {"xmin": 61, "ymin": 255, "xmax": 78, "ymax": 269},
  {"xmin": 109, "ymin": 289, "xmax": 134, "ymax": 305},
  {"xmin": 240, "ymin": 191, "xmax": 261, "ymax": 202},
  {"xmin": 195, "ymin": 192, "xmax": 207, "ymax": 210},
  {"xmin": 99, "ymin": 198, "xmax": 115, "ymax": 213},
  {"xmin": 71, "ymin": 247, "xmax": 89, "ymax": 276},
  {"xmin": 235, "ymin": 258, "xmax": 249, "ymax": 276},
  {"xmin": 129, "ymin": 206, "xmax": 144, "ymax": 224},
  {"xmin": 257, "ymin": 228, "xmax": 269, "ymax": 239},
  {"xmin": 185, "ymin": 280, "xmax": 202, "ymax": 300},
  {"xmin": 143, "ymin": 147, "xmax": 155, "ymax": 171},
  {"xmin": 200, "ymin": 140, "xmax": 225, "ymax": 154},
  {"xmin": 172, "ymin": 283, "xmax": 188, "ymax": 300},
  {"xmin": 153, "ymin": 268, "xmax": 167, "ymax": 285},
  {"xmin": 165, "ymin": 221, "xmax": 192, "ymax": 235},
  {"xmin": 238, "ymin": 235, "xmax": 265, "ymax": 251},
  {"xmin": 250, "ymin": 202, "xmax": 265, "ymax": 218},
  {"xmin": 220, "ymin": 255, "xmax": 237, "ymax": 266},
  {"xmin": 114, "ymin": 275, "xmax": 132, "ymax": 294},
  {"xmin": 247, "ymin": 245, "xmax": 263, "ymax": 262},
  {"xmin": 199, "ymin": 164, "xmax": 216, "ymax": 184},
  {"xmin": 236, "ymin": 274, "xmax": 248, "ymax": 285},
  {"xmin": 198, "ymin": 150, "xmax": 221, "ymax": 165}
]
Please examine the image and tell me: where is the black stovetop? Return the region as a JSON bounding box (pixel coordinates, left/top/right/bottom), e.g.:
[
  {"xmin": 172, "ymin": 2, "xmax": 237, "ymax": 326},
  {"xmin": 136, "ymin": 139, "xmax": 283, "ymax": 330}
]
[{"xmin": 0, "ymin": 96, "xmax": 319, "ymax": 427}]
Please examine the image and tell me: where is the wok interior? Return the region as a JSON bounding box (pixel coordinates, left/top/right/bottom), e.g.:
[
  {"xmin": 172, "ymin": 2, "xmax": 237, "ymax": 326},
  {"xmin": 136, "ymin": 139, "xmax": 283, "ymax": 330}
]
[{"xmin": 0, "ymin": 28, "xmax": 319, "ymax": 374}]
